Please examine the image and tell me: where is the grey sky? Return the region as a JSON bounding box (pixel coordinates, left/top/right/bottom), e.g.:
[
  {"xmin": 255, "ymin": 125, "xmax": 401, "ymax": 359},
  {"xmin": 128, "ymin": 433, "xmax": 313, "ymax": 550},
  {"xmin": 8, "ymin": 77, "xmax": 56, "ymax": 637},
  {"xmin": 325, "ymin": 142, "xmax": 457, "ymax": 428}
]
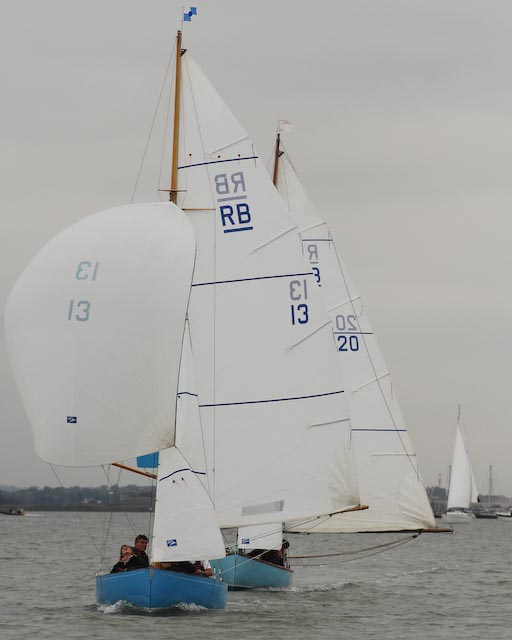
[{"xmin": 1, "ymin": 1, "xmax": 511, "ymax": 491}]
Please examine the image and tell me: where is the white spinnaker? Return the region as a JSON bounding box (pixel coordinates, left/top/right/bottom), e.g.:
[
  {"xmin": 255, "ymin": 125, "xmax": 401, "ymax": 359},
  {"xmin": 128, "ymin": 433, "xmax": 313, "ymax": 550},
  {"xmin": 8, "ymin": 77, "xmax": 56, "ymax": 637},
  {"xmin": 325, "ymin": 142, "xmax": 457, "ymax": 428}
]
[
  {"xmin": 276, "ymin": 152, "xmax": 436, "ymax": 532},
  {"xmin": 447, "ymin": 419, "xmax": 478, "ymax": 510},
  {"xmin": 237, "ymin": 524, "xmax": 283, "ymax": 551},
  {"xmin": 4, "ymin": 203, "xmax": 195, "ymax": 466},
  {"xmin": 177, "ymin": 53, "xmax": 360, "ymax": 528},
  {"xmin": 151, "ymin": 447, "xmax": 225, "ymax": 562}
]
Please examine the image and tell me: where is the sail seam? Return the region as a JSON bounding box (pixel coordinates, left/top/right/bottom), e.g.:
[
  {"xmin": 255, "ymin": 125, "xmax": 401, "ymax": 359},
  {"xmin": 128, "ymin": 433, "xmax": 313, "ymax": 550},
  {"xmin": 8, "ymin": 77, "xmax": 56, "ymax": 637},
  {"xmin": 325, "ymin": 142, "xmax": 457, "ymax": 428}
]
[
  {"xmin": 351, "ymin": 371, "xmax": 391, "ymax": 393},
  {"xmin": 250, "ymin": 225, "xmax": 298, "ymax": 252},
  {"xmin": 352, "ymin": 428, "xmax": 407, "ymax": 432},
  {"xmin": 178, "ymin": 155, "xmax": 258, "ymax": 170},
  {"xmin": 192, "ymin": 272, "xmax": 313, "ymax": 287},
  {"xmin": 199, "ymin": 389, "xmax": 344, "ymax": 408},
  {"xmin": 288, "ymin": 319, "xmax": 332, "ymax": 350},
  {"xmin": 327, "ymin": 295, "xmax": 362, "ymax": 312},
  {"xmin": 333, "ymin": 331, "xmax": 374, "ymax": 336},
  {"xmin": 300, "ymin": 220, "xmax": 326, "ymax": 233},
  {"xmin": 160, "ymin": 467, "xmax": 207, "ymax": 481}
]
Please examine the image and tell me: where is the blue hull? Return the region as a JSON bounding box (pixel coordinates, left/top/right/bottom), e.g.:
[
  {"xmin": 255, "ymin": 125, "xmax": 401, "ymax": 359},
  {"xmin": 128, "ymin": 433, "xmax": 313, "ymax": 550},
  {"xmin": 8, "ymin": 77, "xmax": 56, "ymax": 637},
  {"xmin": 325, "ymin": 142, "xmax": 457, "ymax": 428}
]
[
  {"xmin": 96, "ymin": 568, "xmax": 227, "ymax": 611},
  {"xmin": 210, "ymin": 553, "xmax": 293, "ymax": 589}
]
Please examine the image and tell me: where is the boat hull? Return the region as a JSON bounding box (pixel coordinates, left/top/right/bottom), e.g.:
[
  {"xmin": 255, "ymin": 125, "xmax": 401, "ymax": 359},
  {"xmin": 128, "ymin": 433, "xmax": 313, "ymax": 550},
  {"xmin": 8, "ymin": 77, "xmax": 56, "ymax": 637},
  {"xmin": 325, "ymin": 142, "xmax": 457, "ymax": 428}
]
[
  {"xmin": 210, "ymin": 553, "xmax": 293, "ymax": 589},
  {"xmin": 96, "ymin": 568, "xmax": 227, "ymax": 610},
  {"xmin": 497, "ymin": 515, "xmax": 512, "ymax": 523},
  {"xmin": 441, "ymin": 510, "xmax": 475, "ymax": 524}
]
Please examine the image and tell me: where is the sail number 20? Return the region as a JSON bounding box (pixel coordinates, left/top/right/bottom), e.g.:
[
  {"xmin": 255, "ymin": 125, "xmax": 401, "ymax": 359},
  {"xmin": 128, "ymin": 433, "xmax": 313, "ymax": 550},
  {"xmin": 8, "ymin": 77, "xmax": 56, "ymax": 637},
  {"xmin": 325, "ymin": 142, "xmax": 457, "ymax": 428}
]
[
  {"xmin": 289, "ymin": 279, "xmax": 309, "ymax": 325},
  {"xmin": 335, "ymin": 314, "xmax": 359, "ymax": 351},
  {"xmin": 68, "ymin": 261, "xmax": 99, "ymax": 322}
]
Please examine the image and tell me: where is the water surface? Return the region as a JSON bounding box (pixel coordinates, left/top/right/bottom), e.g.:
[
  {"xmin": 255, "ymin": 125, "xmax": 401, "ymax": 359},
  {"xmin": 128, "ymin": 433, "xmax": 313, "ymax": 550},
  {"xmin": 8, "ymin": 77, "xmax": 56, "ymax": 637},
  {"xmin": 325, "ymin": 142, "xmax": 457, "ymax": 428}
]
[{"xmin": 2, "ymin": 512, "xmax": 510, "ymax": 639}]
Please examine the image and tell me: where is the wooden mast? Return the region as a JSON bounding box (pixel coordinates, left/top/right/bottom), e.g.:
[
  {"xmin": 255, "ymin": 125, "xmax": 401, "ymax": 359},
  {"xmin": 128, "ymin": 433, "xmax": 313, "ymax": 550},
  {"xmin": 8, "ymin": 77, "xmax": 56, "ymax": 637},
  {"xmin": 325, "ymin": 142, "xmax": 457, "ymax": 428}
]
[
  {"xmin": 112, "ymin": 32, "xmax": 183, "ymax": 486},
  {"xmin": 272, "ymin": 132, "xmax": 281, "ymax": 186},
  {"xmin": 170, "ymin": 30, "xmax": 183, "ymax": 204}
]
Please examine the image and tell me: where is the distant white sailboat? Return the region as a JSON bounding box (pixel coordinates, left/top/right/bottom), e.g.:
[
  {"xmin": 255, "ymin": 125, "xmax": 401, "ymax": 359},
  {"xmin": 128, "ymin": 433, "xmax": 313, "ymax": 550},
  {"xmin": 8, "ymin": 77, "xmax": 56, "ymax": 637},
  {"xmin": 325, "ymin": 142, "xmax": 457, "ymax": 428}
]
[{"xmin": 442, "ymin": 405, "xmax": 478, "ymax": 524}]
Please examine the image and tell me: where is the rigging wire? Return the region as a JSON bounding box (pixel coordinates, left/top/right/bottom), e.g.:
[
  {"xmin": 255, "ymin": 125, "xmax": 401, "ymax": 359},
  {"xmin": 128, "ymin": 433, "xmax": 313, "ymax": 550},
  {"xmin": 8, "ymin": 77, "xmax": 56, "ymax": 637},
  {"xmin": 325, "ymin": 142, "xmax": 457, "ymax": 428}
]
[
  {"xmin": 130, "ymin": 41, "xmax": 177, "ymax": 204},
  {"xmin": 157, "ymin": 64, "xmax": 174, "ymax": 198},
  {"xmin": 214, "ymin": 532, "xmax": 418, "ymax": 577},
  {"xmin": 183, "ymin": 53, "xmax": 220, "ymax": 504},
  {"xmin": 48, "ymin": 463, "xmax": 100, "ymax": 554},
  {"xmin": 98, "ymin": 464, "xmax": 122, "ymax": 573},
  {"xmin": 97, "ymin": 465, "xmax": 156, "ymax": 573},
  {"xmin": 290, "ymin": 533, "xmax": 419, "ymax": 567}
]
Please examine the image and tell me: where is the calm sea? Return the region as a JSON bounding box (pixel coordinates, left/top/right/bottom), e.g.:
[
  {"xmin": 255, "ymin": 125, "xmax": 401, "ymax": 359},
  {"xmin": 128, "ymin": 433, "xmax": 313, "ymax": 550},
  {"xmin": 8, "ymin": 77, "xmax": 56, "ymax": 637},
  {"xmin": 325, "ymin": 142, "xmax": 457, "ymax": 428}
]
[{"xmin": 1, "ymin": 512, "xmax": 511, "ymax": 639}]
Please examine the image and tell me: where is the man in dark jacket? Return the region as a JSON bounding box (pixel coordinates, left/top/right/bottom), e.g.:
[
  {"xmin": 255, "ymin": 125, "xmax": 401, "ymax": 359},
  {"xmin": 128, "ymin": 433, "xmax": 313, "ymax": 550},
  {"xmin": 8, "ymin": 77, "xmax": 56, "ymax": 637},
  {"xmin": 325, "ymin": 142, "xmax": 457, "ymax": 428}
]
[{"xmin": 131, "ymin": 534, "xmax": 150, "ymax": 568}]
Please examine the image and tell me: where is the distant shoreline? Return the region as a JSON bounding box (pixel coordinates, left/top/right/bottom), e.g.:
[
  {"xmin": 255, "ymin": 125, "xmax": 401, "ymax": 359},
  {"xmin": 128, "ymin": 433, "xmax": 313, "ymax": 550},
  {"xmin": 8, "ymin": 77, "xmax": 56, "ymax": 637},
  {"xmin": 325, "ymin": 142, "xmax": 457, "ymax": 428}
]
[{"xmin": 1, "ymin": 505, "xmax": 151, "ymax": 513}]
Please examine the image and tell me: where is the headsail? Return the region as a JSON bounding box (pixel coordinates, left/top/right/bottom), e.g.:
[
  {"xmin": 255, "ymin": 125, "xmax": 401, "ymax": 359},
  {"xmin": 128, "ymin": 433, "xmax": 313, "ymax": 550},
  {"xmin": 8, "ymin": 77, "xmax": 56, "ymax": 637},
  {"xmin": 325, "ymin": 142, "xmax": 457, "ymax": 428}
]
[
  {"xmin": 151, "ymin": 447, "xmax": 225, "ymax": 562},
  {"xmin": 237, "ymin": 524, "xmax": 283, "ymax": 551},
  {"xmin": 4, "ymin": 203, "xmax": 195, "ymax": 466},
  {"xmin": 275, "ymin": 150, "xmax": 436, "ymax": 532},
  {"xmin": 176, "ymin": 53, "xmax": 361, "ymax": 528}
]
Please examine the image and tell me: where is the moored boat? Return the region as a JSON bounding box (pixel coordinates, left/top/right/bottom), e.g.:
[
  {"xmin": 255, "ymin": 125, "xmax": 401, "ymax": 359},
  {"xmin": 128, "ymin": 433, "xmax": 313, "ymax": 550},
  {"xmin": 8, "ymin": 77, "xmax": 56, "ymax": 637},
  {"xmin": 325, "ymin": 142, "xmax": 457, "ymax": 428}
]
[
  {"xmin": 496, "ymin": 511, "xmax": 512, "ymax": 523},
  {"xmin": 0, "ymin": 507, "xmax": 25, "ymax": 516}
]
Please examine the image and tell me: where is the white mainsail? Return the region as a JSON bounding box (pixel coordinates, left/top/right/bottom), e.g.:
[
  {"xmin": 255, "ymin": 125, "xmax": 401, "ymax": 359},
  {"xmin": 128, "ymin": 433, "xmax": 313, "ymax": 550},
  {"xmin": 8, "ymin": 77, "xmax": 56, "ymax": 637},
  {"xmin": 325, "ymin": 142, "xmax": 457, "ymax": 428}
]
[
  {"xmin": 4, "ymin": 203, "xmax": 195, "ymax": 466},
  {"xmin": 275, "ymin": 151, "xmax": 436, "ymax": 532},
  {"xmin": 447, "ymin": 409, "xmax": 478, "ymax": 510},
  {"xmin": 176, "ymin": 53, "xmax": 361, "ymax": 528}
]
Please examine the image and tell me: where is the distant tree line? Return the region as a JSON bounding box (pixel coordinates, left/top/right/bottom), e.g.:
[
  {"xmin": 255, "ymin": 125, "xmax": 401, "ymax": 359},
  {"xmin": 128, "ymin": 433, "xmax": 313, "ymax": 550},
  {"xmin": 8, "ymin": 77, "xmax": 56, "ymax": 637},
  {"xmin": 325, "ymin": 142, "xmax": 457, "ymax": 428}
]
[{"xmin": 0, "ymin": 484, "xmax": 154, "ymax": 509}]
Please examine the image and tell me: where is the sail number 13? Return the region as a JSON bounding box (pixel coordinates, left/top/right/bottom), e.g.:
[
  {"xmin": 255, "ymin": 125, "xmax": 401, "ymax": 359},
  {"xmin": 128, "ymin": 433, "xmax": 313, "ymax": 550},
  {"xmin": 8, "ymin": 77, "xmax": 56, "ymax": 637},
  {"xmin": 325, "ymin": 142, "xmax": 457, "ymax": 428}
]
[
  {"xmin": 289, "ymin": 278, "xmax": 309, "ymax": 325},
  {"xmin": 67, "ymin": 261, "xmax": 99, "ymax": 322}
]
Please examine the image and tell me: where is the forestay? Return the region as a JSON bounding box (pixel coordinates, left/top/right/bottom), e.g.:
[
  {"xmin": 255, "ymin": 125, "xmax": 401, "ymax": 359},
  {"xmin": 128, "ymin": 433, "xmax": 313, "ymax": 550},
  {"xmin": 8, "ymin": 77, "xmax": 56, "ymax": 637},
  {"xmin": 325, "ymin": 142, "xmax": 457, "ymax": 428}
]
[
  {"xmin": 174, "ymin": 320, "xmax": 211, "ymax": 495},
  {"xmin": 276, "ymin": 153, "xmax": 435, "ymax": 532},
  {"xmin": 176, "ymin": 53, "xmax": 360, "ymax": 528},
  {"xmin": 4, "ymin": 203, "xmax": 195, "ymax": 466}
]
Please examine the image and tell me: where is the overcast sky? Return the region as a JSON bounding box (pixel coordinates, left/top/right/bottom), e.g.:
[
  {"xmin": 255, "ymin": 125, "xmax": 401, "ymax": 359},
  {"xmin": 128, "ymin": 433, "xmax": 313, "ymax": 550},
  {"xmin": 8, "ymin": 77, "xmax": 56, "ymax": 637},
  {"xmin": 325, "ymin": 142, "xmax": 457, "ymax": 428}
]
[{"xmin": 1, "ymin": 1, "xmax": 511, "ymax": 492}]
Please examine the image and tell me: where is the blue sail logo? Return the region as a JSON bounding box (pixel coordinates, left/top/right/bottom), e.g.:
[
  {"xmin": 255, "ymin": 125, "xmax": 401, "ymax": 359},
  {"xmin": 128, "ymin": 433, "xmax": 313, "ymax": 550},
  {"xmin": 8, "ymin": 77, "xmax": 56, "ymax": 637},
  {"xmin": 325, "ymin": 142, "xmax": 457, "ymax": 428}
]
[
  {"xmin": 166, "ymin": 539, "xmax": 177, "ymax": 547},
  {"xmin": 67, "ymin": 416, "xmax": 77, "ymax": 424}
]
